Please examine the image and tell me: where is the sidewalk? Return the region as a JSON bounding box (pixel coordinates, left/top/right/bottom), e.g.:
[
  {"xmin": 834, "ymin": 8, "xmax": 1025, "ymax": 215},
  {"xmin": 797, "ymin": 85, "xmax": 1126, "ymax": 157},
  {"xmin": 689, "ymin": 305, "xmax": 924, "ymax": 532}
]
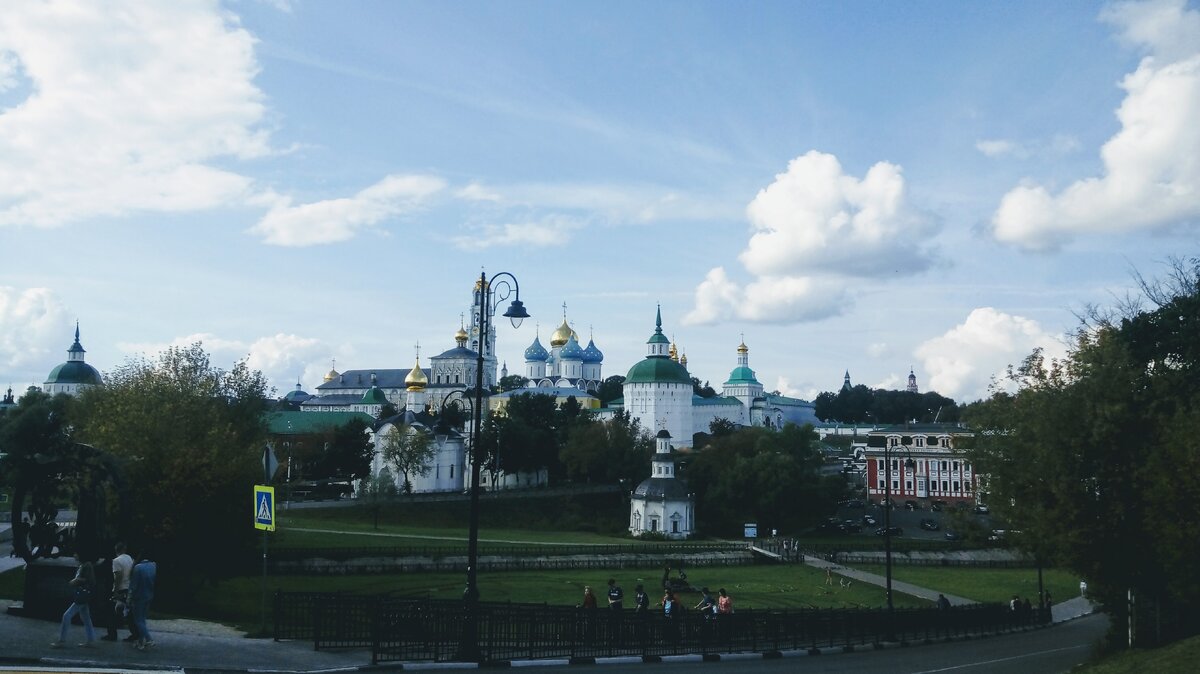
[
  {"xmin": 802, "ymin": 554, "xmax": 1097, "ymax": 623},
  {"xmin": 0, "ymin": 599, "xmax": 371, "ymax": 673},
  {"xmin": 802, "ymin": 554, "xmax": 976, "ymax": 606}
]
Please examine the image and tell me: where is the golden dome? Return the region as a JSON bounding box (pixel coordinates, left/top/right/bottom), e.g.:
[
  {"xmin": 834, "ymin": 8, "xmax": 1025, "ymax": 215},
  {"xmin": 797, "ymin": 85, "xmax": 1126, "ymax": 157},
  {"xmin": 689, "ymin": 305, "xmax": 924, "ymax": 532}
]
[
  {"xmin": 550, "ymin": 319, "xmax": 576, "ymax": 348},
  {"xmin": 455, "ymin": 326, "xmax": 468, "ymax": 342},
  {"xmin": 404, "ymin": 359, "xmax": 428, "ymax": 391},
  {"xmin": 680, "ymin": 352, "xmax": 688, "ymax": 367},
  {"xmin": 669, "ymin": 341, "xmax": 678, "ymax": 362},
  {"xmin": 737, "ymin": 341, "xmax": 749, "ymax": 354},
  {"xmin": 323, "ymin": 367, "xmax": 339, "ymax": 382}
]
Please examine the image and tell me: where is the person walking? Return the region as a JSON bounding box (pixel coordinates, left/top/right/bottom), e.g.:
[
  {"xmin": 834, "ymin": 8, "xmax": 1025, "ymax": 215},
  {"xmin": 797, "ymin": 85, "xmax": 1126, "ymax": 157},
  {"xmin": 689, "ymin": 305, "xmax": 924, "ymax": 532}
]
[
  {"xmin": 634, "ymin": 584, "xmax": 649, "ymax": 615},
  {"xmin": 51, "ymin": 556, "xmax": 96, "ymax": 648},
  {"xmin": 694, "ymin": 587, "xmax": 715, "ymax": 617},
  {"xmin": 937, "ymin": 593, "xmax": 951, "ymax": 610},
  {"xmin": 104, "ymin": 542, "xmax": 135, "ymax": 642},
  {"xmin": 661, "ymin": 590, "xmax": 678, "ymax": 645},
  {"xmin": 717, "ymin": 588, "xmax": 733, "ymax": 615},
  {"xmin": 581, "ymin": 586, "xmax": 597, "ymax": 610},
  {"xmin": 129, "ymin": 549, "xmax": 157, "ymax": 651},
  {"xmin": 606, "ymin": 578, "xmax": 624, "ymax": 611}
]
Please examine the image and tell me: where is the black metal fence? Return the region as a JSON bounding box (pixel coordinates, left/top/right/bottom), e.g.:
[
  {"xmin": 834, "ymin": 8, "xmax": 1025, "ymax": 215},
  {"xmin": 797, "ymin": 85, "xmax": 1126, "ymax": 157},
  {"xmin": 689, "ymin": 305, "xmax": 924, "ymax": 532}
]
[{"xmin": 274, "ymin": 591, "xmax": 1050, "ymax": 664}]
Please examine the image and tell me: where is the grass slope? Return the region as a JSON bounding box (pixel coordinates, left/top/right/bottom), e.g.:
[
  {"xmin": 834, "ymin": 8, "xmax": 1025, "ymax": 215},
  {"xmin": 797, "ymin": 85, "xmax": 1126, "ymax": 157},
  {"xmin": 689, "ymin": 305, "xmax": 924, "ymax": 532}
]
[
  {"xmin": 853, "ymin": 564, "xmax": 1079, "ymax": 605},
  {"xmin": 1071, "ymin": 634, "xmax": 1200, "ymax": 673}
]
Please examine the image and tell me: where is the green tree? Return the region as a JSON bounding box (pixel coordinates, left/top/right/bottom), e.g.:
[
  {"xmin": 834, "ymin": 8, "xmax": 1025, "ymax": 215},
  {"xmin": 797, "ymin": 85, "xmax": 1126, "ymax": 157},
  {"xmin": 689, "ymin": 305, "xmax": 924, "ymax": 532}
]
[
  {"xmin": 380, "ymin": 424, "xmax": 436, "ymax": 494},
  {"xmin": 498, "ymin": 374, "xmax": 530, "ymax": 392},
  {"xmin": 559, "ymin": 409, "xmax": 652, "ymax": 485},
  {"xmin": 690, "ymin": 377, "xmax": 717, "ymax": 398},
  {"xmin": 964, "ymin": 258, "xmax": 1200, "ymax": 647},
  {"xmin": 596, "ymin": 375, "xmax": 625, "ymax": 406},
  {"xmin": 359, "ymin": 467, "xmax": 399, "ymax": 530},
  {"xmin": 687, "ymin": 423, "xmax": 838, "ymax": 536},
  {"xmin": 73, "ymin": 343, "xmax": 269, "ymax": 590}
]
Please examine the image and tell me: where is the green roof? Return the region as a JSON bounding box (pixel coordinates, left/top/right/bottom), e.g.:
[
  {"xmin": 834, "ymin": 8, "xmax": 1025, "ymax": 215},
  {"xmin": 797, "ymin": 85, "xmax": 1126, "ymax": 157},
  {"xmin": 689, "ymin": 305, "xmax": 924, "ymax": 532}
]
[
  {"xmin": 360, "ymin": 386, "xmax": 389, "ymax": 404},
  {"xmin": 45, "ymin": 361, "xmax": 102, "ymax": 386},
  {"xmin": 723, "ymin": 366, "xmax": 760, "ymax": 386},
  {"xmin": 626, "ymin": 356, "xmax": 692, "ymax": 384},
  {"xmin": 266, "ymin": 410, "xmax": 375, "ymax": 434},
  {"xmin": 693, "ymin": 395, "xmax": 742, "ymax": 406}
]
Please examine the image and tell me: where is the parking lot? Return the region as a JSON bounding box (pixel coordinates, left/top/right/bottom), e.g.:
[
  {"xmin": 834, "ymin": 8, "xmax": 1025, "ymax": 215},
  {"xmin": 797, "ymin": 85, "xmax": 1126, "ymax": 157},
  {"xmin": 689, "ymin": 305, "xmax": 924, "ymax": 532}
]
[{"xmin": 821, "ymin": 500, "xmax": 995, "ymax": 541}]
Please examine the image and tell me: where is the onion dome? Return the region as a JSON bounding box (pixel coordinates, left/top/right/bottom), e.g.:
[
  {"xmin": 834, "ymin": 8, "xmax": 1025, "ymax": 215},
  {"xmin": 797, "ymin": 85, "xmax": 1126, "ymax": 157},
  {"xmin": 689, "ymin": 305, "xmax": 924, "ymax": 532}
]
[
  {"xmin": 559, "ymin": 334, "xmax": 584, "ymax": 360},
  {"xmin": 524, "ymin": 336, "xmax": 549, "ymax": 361},
  {"xmin": 680, "ymin": 352, "xmax": 688, "ymax": 368},
  {"xmin": 582, "ymin": 338, "xmax": 604, "ymax": 363},
  {"xmin": 455, "ymin": 326, "xmax": 469, "ymax": 343},
  {"xmin": 669, "ymin": 340, "xmax": 679, "ymax": 362},
  {"xmin": 550, "ymin": 319, "xmax": 577, "ymax": 348},
  {"xmin": 405, "ymin": 358, "xmax": 428, "ymax": 391},
  {"xmin": 361, "ymin": 386, "xmax": 389, "ymax": 404},
  {"xmin": 323, "ymin": 360, "xmax": 339, "ymax": 382},
  {"xmin": 737, "ymin": 341, "xmax": 749, "ymax": 354}
]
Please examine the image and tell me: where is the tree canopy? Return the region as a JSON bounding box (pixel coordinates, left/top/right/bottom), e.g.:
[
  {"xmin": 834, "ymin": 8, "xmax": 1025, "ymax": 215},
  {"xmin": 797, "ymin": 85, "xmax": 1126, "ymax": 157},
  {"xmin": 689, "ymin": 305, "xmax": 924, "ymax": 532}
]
[
  {"xmin": 73, "ymin": 343, "xmax": 270, "ymax": 587},
  {"xmin": 963, "ymin": 258, "xmax": 1200, "ymax": 647},
  {"xmin": 559, "ymin": 409, "xmax": 652, "ymax": 485},
  {"xmin": 381, "ymin": 424, "xmax": 436, "ymax": 493},
  {"xmin": 814, "ymin": 386, "xmax": 960, "ymax": 424}
]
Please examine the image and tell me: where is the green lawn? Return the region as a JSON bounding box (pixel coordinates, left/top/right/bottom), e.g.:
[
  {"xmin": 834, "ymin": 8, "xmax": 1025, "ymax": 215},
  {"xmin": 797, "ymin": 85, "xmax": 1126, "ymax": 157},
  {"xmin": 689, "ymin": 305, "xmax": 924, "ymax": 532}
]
[
  {"xmin": 276, "ymin": 513, "xmax": 646, "ymax": 547},
  {"xmin": 852, "ymin": 564, "xmax": 1079, "ymax": 605},
  {"xmin": 192, "ymin": 562, "xmax": 927, "ymax": 633},
  {"xmin": 1071, "ymin": 635, "xmax": 1200, "ymax": 673}
]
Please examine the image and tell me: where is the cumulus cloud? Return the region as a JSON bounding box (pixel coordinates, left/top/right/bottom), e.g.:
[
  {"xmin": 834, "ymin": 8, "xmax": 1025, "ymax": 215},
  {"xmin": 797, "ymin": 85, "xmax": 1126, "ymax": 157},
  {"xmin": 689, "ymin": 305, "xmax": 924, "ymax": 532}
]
[
  {"xmin": 0, "ymin": 1, "xmax": 269, "ymax": 227},
  {"xmin": 450, "ymin": 216, "xmax": 575, "ymax": 250},
  {"xmin": 773, "ymin": 376, "xmax": 819, "ymax": 401},
  {"xmin": 118, "ymin": 331, "xmax": 329, "ymax": 395},
  {"xmin": 992, "ymin": 0, "xmax": 1200, "ymax": 250},
  {"xmin": 685, "ymin": 151, "xmax": 938, "ymax": 325},
  {"xmin": 913, "ymin": 307, "xmax": 1068, "ymax": 401},
  {"xmin": 0, "ymin": 287, "xmax": 69, "ymax": 369},
  {"xmin": 250, "ymin": 174, "xmax": 446, "ymax": 246}
]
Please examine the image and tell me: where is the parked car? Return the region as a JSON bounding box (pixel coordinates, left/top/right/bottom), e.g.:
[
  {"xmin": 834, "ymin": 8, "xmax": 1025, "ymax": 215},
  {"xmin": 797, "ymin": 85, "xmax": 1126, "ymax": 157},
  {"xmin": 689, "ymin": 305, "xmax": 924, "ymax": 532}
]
[
  {"xmin": 944, "ymin": 530, "xmax": 962, "ymax": 541},
  {"xmin": 919, "ymin": 518, "xmax": 940, "ymax": 531},
  {"xmin": 904, "ymin": 500, "xmax": 920, "ymax": 511},
  {"xmin": 840, "ymin": 520, "xmax": 862, "ymax": 533},
  {"xmin": 874, "ymin": 526, "xmax": 903, "ymax": 537},
  {"xmin": 862, "ymin": 514, "xmax": 878, "ymax": 526},
  {"xmin": 817, "ymin": 517, "xmax": 842, "ymax": 533},
  {"xmin": 974, "ymin": 504, "xmax": 990, "ymax": 514}
]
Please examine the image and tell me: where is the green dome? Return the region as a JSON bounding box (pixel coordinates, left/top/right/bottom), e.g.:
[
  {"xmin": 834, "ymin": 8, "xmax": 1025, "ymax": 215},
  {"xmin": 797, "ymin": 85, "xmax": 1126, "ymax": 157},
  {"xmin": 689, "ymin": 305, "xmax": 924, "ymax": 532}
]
[
  {"xmin": 626, "ymin": 357, "xmax": 692, "ymax": 385},
  {"xmin": 723, "ymin": 366, "xmax": 760, "ymax": 386},
  {"xmin": 360, "ymin": 386, "xmax": 389, "ymax": 404},
  {"xmin": 45, "ymin": 361, "xmax": 102, "ymax": 386}
]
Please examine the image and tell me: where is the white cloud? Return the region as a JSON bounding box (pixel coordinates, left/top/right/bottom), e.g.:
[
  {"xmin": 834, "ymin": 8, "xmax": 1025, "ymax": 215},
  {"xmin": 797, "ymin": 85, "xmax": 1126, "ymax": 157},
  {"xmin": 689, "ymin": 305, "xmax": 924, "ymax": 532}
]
[
  {"xmin": 0, "ymin": 1, "xmax": 269, "ymax": 227},
  {"xmin": 865, "ymin": 342, "xmax": 889, "ymax": 358},
  {"xmin": 773, "ymin": 375, "xmax": 819, "ymax": 401},
  {"xmin": 872, "ymin": 374, "xmax": 903, "ymax": 391},
  {"xmin": 250, "ymin": 174, "xmax": 446, "ymax": 246},
  {"xmin": 686, "ymin": 151, "xmax": 938, "ymax": 325},
  {"xmin": 451, "ymin": 217, "xmax": 574, "ymax": 250},
  {"xmin": 913, "ymin": 307, "xmax": 1068, "ymax": 401},
  {"xmin": 992, "ymin": 0, "xmax": 1200, "ymax": 250},
  {"xmin": 975, "ymin": 135, "xmax": 1080, "ymax": 160},
  {"xmin": 0, "ymin": 287, "xmax": 69, "ymax": 369}
]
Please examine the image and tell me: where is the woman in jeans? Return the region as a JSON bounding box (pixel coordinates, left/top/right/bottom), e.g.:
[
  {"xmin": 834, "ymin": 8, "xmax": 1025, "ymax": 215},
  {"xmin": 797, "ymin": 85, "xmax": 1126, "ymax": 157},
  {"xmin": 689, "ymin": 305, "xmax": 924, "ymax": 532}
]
[{"xmin": 51, "ymin": 557, "xmax": 96, "ymax": 648}]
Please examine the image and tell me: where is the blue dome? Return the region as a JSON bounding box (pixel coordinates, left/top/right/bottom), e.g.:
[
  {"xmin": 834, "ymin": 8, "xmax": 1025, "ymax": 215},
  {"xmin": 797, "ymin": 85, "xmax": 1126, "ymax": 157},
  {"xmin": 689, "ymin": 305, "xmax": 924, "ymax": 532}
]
[
  {"xmin": 524, "ymin": 336, "xmax": 549, "ymax": 361},
  {"xmin": 559, "ymin": 335, "xmax": 584, "ymax": 360},
  {"xmin": 582, "ymin": 339, "xmax": 604, "ymax": 363}
]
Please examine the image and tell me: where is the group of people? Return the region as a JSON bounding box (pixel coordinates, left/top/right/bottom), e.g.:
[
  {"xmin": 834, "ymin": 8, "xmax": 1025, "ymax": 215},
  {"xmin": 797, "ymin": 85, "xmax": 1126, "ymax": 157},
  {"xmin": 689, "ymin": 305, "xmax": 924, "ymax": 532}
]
[
  {"xmin": 578, "ymin": 578, "xmax": 734, "ymax": 619},
  {"xmin": 51, "ymin": 542, "xmax": 157, "ymax": 651}
]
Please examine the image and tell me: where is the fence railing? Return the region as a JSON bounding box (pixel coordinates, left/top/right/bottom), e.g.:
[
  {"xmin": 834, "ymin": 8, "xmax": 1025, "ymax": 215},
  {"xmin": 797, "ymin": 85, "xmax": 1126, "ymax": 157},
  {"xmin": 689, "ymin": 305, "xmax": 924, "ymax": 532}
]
[{"xmin": 274, "ymin": 591, "xmax": 1051, "ymax": 664}]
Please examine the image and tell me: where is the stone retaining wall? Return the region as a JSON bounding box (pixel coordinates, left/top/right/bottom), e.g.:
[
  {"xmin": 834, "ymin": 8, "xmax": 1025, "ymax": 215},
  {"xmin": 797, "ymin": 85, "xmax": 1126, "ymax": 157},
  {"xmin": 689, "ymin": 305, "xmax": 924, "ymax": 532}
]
[{"xmin": 273, "ymin": 550, "xmax": 755, "ymax": 575}]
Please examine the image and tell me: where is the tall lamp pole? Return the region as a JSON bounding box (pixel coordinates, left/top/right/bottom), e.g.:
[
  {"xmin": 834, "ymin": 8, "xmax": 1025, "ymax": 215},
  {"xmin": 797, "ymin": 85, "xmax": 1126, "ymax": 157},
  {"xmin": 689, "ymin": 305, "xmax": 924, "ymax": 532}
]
[
  {"xmin": 883, "ymin": 436, "xmax": 914, "ymax": 639},
  {"xmin": 460, "ymin": 270, "xmax": 529, "ymax": 662}
]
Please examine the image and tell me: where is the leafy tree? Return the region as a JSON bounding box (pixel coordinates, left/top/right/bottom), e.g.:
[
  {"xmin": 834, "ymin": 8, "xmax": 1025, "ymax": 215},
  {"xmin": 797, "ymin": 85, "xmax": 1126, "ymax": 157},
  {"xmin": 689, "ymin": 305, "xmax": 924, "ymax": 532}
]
[
  {"xmin": 560, "ymin": 409, "xmax": 652, "ymax": 485},
  {"xmin": 498, "ymin": 374, "xmax": 530, "ymax": 392},
  {"xmin": 686, "ymin": 423, "xmax": 839, "ymax": 536},
  {"xmin": 964, "ymin": 257, "xmax": 1200, "ymax": 647},
  {"xmin": 690, "ymin": 377, "xmax": 717, "ymax": 398},
  {"xmin": 286, "ymin": 417, "xmax": 374, "ymax": 483},
  {"xmin": 477, "ymin": 393, "xmax": 561, "ymax": 480},
  {"xmin": 381, "ymin": 424, "xmax": 436, "ymax": 494},
  {"xmin": 73, "ymin": 343, "xmax": 269, "ymax": 591},
  {"xmin": 596, "ymin": 375, "xmax": 625, "ymax": 406},
  {"xmin": 359, "ymin": 467, "xmax": 398, "ymax": 530}
]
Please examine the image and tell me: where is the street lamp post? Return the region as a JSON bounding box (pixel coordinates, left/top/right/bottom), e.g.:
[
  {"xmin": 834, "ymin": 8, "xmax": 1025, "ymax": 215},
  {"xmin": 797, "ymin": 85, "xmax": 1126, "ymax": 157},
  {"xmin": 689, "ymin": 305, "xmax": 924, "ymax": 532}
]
[
  {"xmin": 883, "ymin": 437, "xmax": 914, "ymax": 640},
  {"xmin": 459, "ymin": 270, "xmax": 529, "ymax": 661}
]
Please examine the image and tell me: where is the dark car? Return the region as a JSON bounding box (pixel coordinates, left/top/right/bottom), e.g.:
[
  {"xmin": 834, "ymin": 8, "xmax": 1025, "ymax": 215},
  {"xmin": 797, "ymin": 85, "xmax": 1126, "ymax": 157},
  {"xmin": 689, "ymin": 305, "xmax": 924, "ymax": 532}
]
[
  {"xmin": 862, "ymin": 514, "xmax": 878, "ymax": 526},
  {"xmin": 817, "ymin": 517, "xmax": 842, "ymax": 532},
  {"xmin": 874, "ymin": 526, "xmax": 903, "ymax": 537},
  {"xmin": 944, "ymin": 530, "xmax": 962, "ymax": 541},
  {"xmin": 919, "ymin": 518, "xmax": 940, "ymax": 531},
  {"xmin": 840, "ymin": 519, "xmax": 862, "ymax": 533}
]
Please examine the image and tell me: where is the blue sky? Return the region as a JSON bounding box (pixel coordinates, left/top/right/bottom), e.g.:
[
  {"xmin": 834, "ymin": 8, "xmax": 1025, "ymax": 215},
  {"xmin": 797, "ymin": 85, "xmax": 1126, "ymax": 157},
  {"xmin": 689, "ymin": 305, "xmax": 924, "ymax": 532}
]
[{"xmin": 2, "ymin": 0, "xmax": 1198, "ymax": 404}]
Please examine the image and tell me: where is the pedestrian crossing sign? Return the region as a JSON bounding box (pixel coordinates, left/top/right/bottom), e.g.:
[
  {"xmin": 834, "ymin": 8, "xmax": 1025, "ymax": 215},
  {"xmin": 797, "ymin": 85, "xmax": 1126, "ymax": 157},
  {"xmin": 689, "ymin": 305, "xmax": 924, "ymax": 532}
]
[{"xmin": 254, "ymin": 485, "xmax": 275, "ymax": 531}]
